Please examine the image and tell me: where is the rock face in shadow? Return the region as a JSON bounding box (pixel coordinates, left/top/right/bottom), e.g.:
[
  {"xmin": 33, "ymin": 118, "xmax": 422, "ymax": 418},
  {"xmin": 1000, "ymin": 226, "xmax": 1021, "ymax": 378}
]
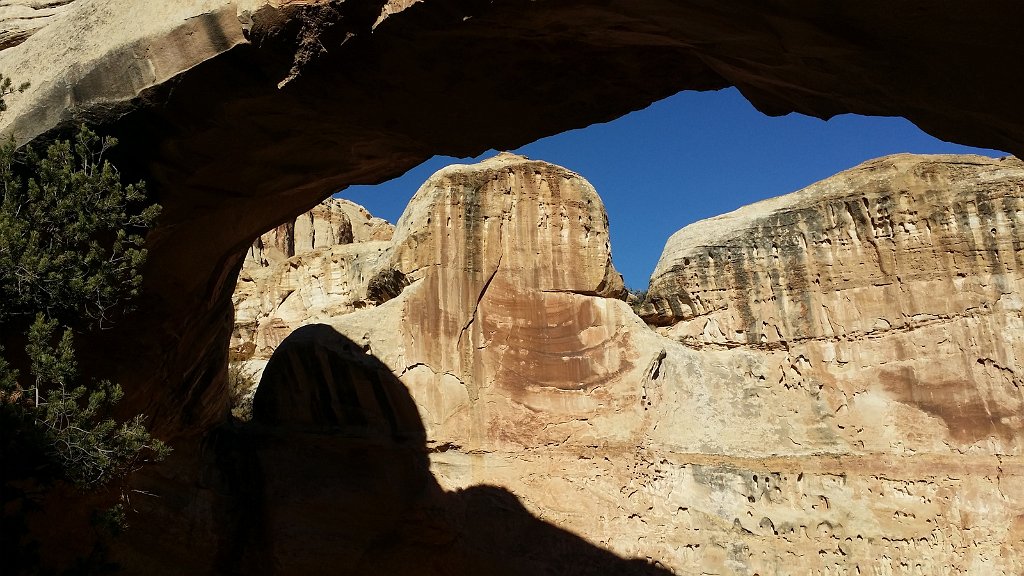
[
  {"xmin": 212, "ymin": 153, "xmax": 1023, "ymax": 576},
  {"xmin": 2, "ymin": 0, "xmax": 1024, "ymax": 439},
  {"xmin": 121, "ymin": 324, "xmax": 676, "ymax": 576}
]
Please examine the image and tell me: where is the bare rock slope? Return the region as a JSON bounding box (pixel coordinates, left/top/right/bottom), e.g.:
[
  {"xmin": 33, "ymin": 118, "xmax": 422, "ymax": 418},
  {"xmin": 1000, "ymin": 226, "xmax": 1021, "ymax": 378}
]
[{"xmin": 221, "ymin": 153, "xmax": 1023, "ymax": 576}]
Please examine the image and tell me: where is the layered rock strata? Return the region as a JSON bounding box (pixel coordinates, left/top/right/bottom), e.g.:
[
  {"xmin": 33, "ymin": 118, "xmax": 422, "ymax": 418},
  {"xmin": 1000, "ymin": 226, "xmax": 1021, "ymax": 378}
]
[
  {"xmin": 366, "ymin": 152, "xmax": 634, "ymax": 449},
  {"xmin": 231, "ymin": 153, "xmax": 633, "ymax": 411},
  {"xmin": 622, "ymin": 154, "xmax": 1024, "ymax": 574},
  {"xmin": 243, "ymin": 197, "xmax": 393, "ymax": 269},
  {"xmin": 640, "ymin": 154, "xmax": 1023, "ymax": 454},
  {"xmin": 213, "ymin": 153, "xmax": 1023, "ymax": 576},
  {"xmin": 232, "ymin": 197, "xmax": 394, "ymax": 363},
  {"xmin": 126, "ymin": 154, "xmax": 663, "ymax": 574}
]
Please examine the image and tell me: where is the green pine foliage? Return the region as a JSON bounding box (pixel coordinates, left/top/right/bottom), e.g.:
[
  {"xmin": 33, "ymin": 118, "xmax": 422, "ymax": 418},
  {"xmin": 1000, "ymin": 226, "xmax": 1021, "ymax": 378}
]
[
  {"xmin": 0, "ymin": 73, "xmax": 29, "ymax": 114},
  {"xmin": 23, "ymin": 315, "xmax": 171, "ymax": 490},
  {"xmin": 0, "ymin": 97, "xmax": 169, "ymax": 546},
  {"xmin": 0, "ymin": 127, "xmax": 160, "ymax": 328}
]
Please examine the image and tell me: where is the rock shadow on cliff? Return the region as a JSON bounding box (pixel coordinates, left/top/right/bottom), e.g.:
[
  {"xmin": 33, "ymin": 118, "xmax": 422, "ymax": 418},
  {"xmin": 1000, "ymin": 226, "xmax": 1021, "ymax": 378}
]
[{"xmin": 214, "ymin": 323, "xmax": 674, "ymax": 576}]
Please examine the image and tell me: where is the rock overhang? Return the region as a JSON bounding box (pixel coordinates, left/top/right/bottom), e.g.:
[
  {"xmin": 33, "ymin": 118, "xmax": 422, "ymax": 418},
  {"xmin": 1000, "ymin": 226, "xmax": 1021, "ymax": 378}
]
[{"xmin": 1, "ymin": 0, "xmax": 1022, "ymax": 437}]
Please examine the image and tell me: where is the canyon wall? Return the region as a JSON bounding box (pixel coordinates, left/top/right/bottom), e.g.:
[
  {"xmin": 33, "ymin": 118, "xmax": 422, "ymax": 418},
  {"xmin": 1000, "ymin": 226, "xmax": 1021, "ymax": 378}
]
[
  {"xmin": 243, "ymin": 198, "xmax": 393, "ymax": 269},
  {"xmin": 640, "ymin": 154, "xmax": 1023, "ymax": 455},
  {"xmin": 2, "ymin": 1, "xmax": 1024, "ymax": 439},
  {"xmin": 232, "ymin": 198, "xmax": 394, "ymax": 360},
  {"xmin": 627, "ymin": 154, "xmax": 1024, "ymax": 574},
  {"xmin": 218, "ymin": 153, "xmax": 1023, "ymax": 575}
]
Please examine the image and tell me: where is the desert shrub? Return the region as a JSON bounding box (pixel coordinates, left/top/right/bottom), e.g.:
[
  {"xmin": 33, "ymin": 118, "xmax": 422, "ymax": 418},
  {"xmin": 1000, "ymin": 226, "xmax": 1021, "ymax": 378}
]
[
  {"xmin": 227, "ymin": 361, "xmax": 260, "ymax": 421},
  {"xmin": 626, "ymin": 288, "xmax": 648, "ymax": 315}
]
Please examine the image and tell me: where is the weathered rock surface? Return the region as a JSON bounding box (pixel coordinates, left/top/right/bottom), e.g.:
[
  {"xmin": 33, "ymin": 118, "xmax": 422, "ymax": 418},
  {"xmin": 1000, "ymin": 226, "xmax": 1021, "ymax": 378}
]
[
  {"xmin": 126, "ymin": 154, "xmax": 667, "ymax": 574},
  {"xmin": 127, "ymin": 323, "xmax": 676, "ymax": 576},
  {"xmin": 3, "ymin": 0, "xmax": 1024, "ymax": 441},
  {"xmin": 0, "ymin": 0, "xmax": 77, "ymax": 50},
  {"xmin": 231, "ymin": 153, "xmax": 632, "ymax": 409},
  {"xmin": 213, "ymin": 154, "xmax": 1024, "ymax": 575},
  {"xmin": 244, "ymin": 197, "xmax": 393, "ymax": 268},
  {"xmin": 368, "ymin": 153, "xmax": 635, "ymax": 450},
  {"xmin": 608, "ymin": 154, "xmax": 1022, "ymax": 575},
  {"xmin": 231, "ymin": 197, "xmax": 393, "ymax": 364},
  {"xmin": 641, "ymin": 154, "xmax": 1024, "ymax": 453}
]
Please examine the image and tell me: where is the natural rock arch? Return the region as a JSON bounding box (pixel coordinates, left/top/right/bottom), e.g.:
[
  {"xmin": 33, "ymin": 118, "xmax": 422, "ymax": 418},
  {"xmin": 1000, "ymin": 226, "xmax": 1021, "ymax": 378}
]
[{"xmin": 1, "ymin": 0, "xmax": 1021, "ymax": 439}]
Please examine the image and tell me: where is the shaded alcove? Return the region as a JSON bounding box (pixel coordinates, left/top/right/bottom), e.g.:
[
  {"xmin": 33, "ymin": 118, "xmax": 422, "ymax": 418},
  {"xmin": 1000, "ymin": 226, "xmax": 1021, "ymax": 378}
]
[{"xmin": 207, "ymin": 324, "xmax": 675, "ymax": 575}]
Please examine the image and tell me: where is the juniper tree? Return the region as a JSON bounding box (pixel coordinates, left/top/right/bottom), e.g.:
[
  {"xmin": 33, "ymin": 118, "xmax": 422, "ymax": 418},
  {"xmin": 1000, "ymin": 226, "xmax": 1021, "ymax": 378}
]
[{"xmin": 1, "ymin": 77, "xmax": 168, "ymax": 569}]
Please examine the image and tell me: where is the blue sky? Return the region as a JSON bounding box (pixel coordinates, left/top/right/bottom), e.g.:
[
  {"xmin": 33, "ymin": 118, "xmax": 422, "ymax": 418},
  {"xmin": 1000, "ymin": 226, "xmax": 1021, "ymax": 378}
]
[{"xmin": 338, "ymin": 87, "xmax": 1007, "ymax": 290}]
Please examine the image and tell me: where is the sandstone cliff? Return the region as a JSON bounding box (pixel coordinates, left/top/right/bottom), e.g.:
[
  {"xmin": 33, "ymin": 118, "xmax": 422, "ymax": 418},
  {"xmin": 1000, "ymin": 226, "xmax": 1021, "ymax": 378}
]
[
  {"xmin": 232, "ymin": 197, "xmax": 393, "ymax": 363},
  {"xmin": 621, "ymin": 154, "xmax": 1024, "ymax": 574},
  {"xmin": 216, "ymin": 153, "xmax": 1022, "ymax": 576},
  {"xmin": 641, "ymin": 154, "xmax": 1023, "ymax": 454},
  {"xmin": 243, "ymin": 197, "xmax": 393, "ymax": 268},
  {"xmin": 230, "ymin": 154, "xmax": 631, "ymax": 396}
]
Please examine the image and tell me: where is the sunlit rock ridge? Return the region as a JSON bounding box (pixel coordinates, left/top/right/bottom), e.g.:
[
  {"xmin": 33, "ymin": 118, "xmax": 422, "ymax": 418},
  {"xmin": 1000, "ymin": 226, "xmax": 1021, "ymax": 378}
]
[
  {"xmin": 641, "ymin": 154, "xmax": 1024, "ymax": 452},
  {"xmin": 226, "ymin": 153, "xmax": 1023, "ymax": 576},
  {"xmin": 232, "ymin": 197, "xmax": 394, "ymax": 363}
]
